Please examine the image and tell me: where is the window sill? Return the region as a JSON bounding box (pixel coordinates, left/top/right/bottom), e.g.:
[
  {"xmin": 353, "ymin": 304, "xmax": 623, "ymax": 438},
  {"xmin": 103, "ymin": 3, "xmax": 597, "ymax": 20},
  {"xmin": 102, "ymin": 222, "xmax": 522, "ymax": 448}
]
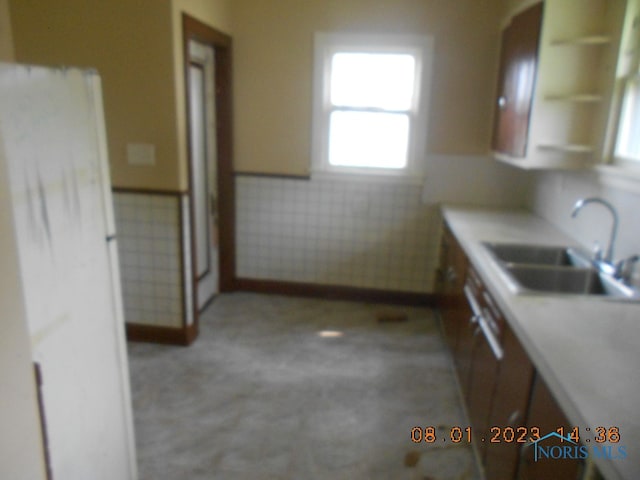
[
  {"xmin": 595, "ymin": 163, "xmax": 640, "ymax": 194},
  {"xmin": 310, "ymin": 168, "xmax": 424, "ymax": 186}
]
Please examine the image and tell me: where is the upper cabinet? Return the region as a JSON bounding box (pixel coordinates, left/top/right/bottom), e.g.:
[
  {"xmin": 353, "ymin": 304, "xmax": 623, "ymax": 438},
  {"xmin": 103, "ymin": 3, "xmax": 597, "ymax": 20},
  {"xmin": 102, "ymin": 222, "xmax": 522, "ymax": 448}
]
[
  {"xmin": 492, "ymin": 3, "xmax": 543, "ymax": 158},
  {"xmin": 493, "ymin": 0, "xmax": 627, "ymax": 169}
]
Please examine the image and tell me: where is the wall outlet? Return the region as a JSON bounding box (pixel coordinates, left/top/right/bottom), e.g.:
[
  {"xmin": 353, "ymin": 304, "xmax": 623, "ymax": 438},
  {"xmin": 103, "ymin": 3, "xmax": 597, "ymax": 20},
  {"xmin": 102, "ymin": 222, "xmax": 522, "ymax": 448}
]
[{"xmin": 127, "ymin": 143, "xmax": 156, "ymax": 166}]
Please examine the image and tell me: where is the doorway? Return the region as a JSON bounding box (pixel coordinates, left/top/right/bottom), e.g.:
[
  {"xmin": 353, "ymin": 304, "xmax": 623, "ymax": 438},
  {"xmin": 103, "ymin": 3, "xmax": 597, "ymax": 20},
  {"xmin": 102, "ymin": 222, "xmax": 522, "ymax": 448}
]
[
  {"xmin": 188, "ymin": 40, "xmax": 218, "ymax": 309},
  {"xmin": 183, "ymin": 15, "xmax": 235, "ymax": 317}
]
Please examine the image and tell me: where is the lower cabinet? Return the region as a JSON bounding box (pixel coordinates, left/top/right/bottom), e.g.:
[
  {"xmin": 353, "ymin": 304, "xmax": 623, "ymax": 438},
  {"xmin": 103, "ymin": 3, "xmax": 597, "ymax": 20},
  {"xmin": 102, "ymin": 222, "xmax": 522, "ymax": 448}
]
[
  {"xmin": 517, "ymin": 374, "xmax": 584, "ymax": 480},
  {"xmin": 437, "ymin": 223, "xmax": 474, "ymax": 392},
  {"xmin": 437, "ymin": 223, "xmax": 469, "ymax": 353},
  {"xmin": 485, "ymin": 324, "xmax": 534, "ymax": 479},
  {"xmin": 438, "ymin": 222, "xmax": 592, "ymax": 480},
  {"xmin": 465, "ymin": 265, "xmax": 502, "ymax": 456}
]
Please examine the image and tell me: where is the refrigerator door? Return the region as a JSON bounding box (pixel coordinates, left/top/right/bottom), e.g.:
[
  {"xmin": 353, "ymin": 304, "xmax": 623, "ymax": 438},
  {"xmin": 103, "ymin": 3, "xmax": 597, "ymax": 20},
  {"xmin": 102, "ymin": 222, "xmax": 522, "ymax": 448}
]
[{"xmin": 0, "ymin": 64, "xmax": 136, "ymax": 480}]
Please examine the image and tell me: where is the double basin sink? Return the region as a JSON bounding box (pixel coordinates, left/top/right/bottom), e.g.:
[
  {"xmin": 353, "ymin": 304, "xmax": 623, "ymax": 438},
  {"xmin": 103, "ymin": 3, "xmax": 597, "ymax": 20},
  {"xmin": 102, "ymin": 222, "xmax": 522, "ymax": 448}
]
[{"xmin": 483, "ymin": 243, "xmax": 639, "ymax": 301}]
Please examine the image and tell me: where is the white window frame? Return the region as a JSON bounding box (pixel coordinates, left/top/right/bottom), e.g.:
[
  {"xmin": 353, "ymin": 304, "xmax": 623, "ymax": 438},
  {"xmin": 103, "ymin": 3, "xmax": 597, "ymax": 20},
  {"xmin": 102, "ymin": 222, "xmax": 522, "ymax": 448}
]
[
  {"xmin": 614, "ymin": 76, "xmax": 640, "ymax": 165},
  {"xmin": 311, "ymin": 32, "xmax": 434, "ymax": 178},
  {"xmin": 612, "ymin": 0, "xmax": 640, "ymax": 168}
]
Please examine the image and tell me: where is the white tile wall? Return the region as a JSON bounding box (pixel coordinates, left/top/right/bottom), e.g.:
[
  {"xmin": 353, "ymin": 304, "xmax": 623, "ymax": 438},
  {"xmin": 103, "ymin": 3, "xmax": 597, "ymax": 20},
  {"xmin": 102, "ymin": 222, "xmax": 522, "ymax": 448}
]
[
  {"xmin": 236, "ymin": 175, "xmax": 442, "ymax": 292},
  {"xmin": 113, "ymin": 192, "xmax": 185, "ymax": 327},
  {"xmin": 529, "ymin": 170, "xmax": 640, "ymax": 287}
]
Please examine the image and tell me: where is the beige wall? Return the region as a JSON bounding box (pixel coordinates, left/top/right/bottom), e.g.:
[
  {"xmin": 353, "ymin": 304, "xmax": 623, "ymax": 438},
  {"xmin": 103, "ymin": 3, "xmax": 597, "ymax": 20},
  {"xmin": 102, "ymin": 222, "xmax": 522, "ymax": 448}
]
[
  {"xmin": 10, "ymin": 0, "xmax": 180, "ymax": 190},
  {"xmin": 0, "ymin": 0, "xmax": 13, "ymax": 60},
  {"xmin": 9, "ymin": 0, "xmax": 232, "ymax": 191},
  {"xmin": 232, "ymin": 0, "xmax": 503, "ymax": 175}
]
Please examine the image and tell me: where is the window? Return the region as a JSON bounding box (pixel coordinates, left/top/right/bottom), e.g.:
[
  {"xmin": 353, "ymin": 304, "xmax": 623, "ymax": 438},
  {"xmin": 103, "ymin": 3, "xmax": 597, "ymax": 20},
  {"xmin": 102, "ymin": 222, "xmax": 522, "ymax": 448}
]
[
  {"xmin": 614, "ymin": 5, "xmax": 640, "ymax": 165},
  {"xmin": 615, "ymin": 77, "xmax": 640, "ymax": 163},
  {"xmin": 311, "ymin": 33, "xmax": 433, "ymax": 176}
]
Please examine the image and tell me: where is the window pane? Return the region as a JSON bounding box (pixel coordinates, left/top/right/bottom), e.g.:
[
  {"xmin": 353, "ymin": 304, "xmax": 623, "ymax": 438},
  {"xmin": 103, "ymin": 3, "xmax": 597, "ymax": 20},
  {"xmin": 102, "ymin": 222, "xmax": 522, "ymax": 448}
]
[
  {"xmin": 617, "ymin": 78, "xmax": 640, "ymax": 161},
  {"xmin": 330, "ymin": 53, "xmax": 416, "ymax": 110},
  {"xmin": 328, "ymin": 111, "xmax": 409, "ymax": 169}
]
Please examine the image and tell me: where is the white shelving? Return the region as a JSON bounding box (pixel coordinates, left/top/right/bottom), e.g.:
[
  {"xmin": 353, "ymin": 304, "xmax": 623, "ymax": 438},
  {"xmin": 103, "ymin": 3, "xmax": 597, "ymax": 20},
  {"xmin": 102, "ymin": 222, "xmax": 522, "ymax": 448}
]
[
  {"xmin": 550, "ymin": 35, "xmax": 612, "ymax": 46},
  {"xmin": 537, "ymin": 143, "xmax": 595, "ymax": 153},
  {"xmin": 544, "ymin": 94, "xmax": 603, "ymax": 103},
  {"xmin": 496, "ymin": 0, "xmax": 626, "ymax": 170}
]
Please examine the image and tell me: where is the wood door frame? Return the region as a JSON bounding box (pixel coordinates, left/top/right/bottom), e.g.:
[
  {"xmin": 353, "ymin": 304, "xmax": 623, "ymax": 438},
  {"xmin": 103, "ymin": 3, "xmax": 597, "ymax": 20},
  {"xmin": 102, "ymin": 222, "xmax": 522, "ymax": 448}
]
[{"xmin": 182, "ymin": 14, "xmax": 236, "ymax": 316}]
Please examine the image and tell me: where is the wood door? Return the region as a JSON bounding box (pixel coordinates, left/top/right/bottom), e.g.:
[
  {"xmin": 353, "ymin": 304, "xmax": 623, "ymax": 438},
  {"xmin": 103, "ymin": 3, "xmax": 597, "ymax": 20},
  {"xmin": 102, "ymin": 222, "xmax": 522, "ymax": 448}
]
[{"xmin": 492, "ymin": 2, "xmax": 544, "ymax": 157}]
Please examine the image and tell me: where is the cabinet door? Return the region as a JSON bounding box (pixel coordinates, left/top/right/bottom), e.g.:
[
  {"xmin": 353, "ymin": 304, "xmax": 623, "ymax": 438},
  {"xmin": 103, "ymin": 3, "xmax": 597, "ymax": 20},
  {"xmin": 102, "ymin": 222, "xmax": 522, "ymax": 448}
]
[
  {"xmin": 484, "ymin": 324, "xmax": 534, "ymax": 479},
  {"xmin": 438, "ymin": 224, "xmax": 468, "ymax": 352},
  {"xmin": 492, "ymin": 2, "xmax": 544, "ymax": 157},
  {"xmin": 454, "ymin": 304, "xmax": 476, "ymax": 398},
  {"xmin": 517, "ymin": 374, "xmax": 582, "ymax": 480},
  {"xmin": 466, "ymin": 329, "xmax": 500, "ymax": 456},
  {"xmin": 456, "ymin": 265, "xmax": 485, "ymax": 399}
]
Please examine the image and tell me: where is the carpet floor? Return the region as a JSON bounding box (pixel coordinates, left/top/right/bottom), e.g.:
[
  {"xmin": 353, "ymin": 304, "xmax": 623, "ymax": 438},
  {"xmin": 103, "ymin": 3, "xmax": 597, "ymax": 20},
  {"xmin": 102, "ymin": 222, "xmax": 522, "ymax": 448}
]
[{"xmin": 127, "ymin": 292, "xmax": 480, "ymax": 480}]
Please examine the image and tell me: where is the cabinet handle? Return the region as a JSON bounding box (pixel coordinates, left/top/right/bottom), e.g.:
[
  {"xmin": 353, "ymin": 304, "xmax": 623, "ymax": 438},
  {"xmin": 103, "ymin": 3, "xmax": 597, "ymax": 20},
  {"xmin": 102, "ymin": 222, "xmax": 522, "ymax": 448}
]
[
  {"xmin": 498, "ymin": 96, "xmax": 507, "ymax": 109},
  {"xmin": 507, "ymin": 410, "xmax": 522, "ymax": 424},
  {"xmin": 478, "ymin": 315, "xmax": 504, "ymax": 360},
  {"xmin": 446, "ymin": 266, "xmax": 457, "ymax": 284},
  {"xmin": 463, "ymin": 284, "xmax": 482, "ymax": 317}
]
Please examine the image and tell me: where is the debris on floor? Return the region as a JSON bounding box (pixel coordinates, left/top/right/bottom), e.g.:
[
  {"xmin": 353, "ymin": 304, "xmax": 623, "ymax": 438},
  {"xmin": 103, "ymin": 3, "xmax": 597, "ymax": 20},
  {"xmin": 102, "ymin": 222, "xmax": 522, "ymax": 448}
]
[
  {"xmin": 403, "ymin": 444, "xmax": 476, "ymax": 480},
  {"xmin": 404, "ymin": 450, "xmax": 421, "ymax": 467}
]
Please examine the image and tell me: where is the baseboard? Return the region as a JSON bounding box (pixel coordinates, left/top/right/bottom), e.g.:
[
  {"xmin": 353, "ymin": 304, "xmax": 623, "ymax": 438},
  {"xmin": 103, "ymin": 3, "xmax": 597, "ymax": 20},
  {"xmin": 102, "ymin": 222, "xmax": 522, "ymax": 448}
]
[
  {"xmin": 126, "ymin": 323, "xmax": 198, "ymax": 346},
  {"xmin": 235, "ymin": 278, "xmax": 437, "ymax": 306}
]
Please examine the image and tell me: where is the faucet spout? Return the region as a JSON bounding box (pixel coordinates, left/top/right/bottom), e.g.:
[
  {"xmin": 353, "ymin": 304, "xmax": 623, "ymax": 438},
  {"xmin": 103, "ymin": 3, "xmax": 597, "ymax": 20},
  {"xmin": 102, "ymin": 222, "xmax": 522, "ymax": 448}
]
[{"xmin": 571, "ymin": 197, "xmax": 619, "ymax": 264}]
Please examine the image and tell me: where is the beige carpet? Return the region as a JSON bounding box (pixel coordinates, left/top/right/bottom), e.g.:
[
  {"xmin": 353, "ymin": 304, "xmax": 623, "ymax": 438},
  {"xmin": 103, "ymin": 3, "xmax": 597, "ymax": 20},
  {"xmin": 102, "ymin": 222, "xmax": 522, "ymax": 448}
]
[{"xmin": 127, "ymin": 292, "xmax": 480, "ymax": 480}]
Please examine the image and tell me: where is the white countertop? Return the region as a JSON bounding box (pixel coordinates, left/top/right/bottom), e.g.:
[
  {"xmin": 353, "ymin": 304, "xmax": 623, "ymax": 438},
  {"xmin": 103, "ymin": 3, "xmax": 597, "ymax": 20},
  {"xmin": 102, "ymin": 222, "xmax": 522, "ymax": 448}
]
[{"xmin": 442, "ymin": 206, "xmax": 640, "ymax": 480}]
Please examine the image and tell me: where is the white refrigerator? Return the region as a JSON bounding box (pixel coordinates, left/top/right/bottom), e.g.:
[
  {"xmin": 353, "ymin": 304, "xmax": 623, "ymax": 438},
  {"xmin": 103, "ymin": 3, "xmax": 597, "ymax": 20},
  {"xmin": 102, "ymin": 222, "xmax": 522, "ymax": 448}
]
[{"xmin": 0, "ymin": 64, "xmax": 137, "ymax": 479}]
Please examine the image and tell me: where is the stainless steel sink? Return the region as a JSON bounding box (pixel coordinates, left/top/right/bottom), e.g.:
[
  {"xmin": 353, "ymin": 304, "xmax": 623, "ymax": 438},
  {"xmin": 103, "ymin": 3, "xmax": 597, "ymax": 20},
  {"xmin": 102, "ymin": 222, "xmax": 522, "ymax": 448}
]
[
  {"xmin": 503, "ymin": 265, "xmax": 637, "ymax": 297},
  {"xmin": 482, "ymin": 242, "xmax": 640, "ymax": 300},
  {"xmin": 483, "ymin": 242, "xmax": 591, "ymax": 268},
  {"xmin": 505, "ymin": 266, "xmax": 603, "ymax": 294}
]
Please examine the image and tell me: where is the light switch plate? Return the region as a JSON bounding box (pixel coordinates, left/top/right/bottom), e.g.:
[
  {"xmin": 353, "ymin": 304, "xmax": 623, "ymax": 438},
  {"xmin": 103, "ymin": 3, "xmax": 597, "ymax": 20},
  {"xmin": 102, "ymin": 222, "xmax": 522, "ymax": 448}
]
[{"xmin": 127, "ymin": 143, "xmax": 156, "ymax": 166}]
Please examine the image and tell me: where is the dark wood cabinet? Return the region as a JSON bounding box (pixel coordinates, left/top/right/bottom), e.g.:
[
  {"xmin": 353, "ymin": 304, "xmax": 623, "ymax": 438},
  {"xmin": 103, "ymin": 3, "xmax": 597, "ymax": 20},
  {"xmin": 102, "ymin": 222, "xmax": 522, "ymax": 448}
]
[
  {"xmin": 492, "ymin": 2, "xmax": 543, "ymax": 157},
  {"xmin": 516, "ymin": 374, "xmax": 583, "ymax": 480},
  {"xmin": 437, "ymin": 224, "xmax": 469, "ymax": 354},
  {"xmin": 465, "ymin": 269, "xmax": 505, "ymax": 461},
  {"xmin": 466, "ymin": 324, "xmax": 500, "ymax": 456},
  {"xmin": 437, "ymin": 224, "xmax": 475, "ymax": 396},
  {"xmin": 484, "ymin": 324, "xmax": 535, "ymax": 479},
  {"xmin": 437, "ymin": 221, "xmax": 590, "ymax": 480}
]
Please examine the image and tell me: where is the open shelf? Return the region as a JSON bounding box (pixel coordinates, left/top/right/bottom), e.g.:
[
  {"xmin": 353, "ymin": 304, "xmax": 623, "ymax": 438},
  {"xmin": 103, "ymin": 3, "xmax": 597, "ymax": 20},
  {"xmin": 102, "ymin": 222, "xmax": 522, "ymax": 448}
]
[
  {"xmin": 544, "ymin": 94, "xmax": 603, "ymax": 103},
  {"xmin": 550, "ymin": 35, "xmax": 611, "ymax": 46},
  {"xmin": 537, "ymin": 143, "xmax": 595, "ymax": 153}
]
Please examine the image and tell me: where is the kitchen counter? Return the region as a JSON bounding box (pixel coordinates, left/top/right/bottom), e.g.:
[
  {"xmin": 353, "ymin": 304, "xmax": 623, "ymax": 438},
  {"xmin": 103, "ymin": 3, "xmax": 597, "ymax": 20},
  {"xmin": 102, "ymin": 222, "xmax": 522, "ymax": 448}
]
[{"xmin": 442, "ymin": 206, "xmax": 640, "ymax": 480}]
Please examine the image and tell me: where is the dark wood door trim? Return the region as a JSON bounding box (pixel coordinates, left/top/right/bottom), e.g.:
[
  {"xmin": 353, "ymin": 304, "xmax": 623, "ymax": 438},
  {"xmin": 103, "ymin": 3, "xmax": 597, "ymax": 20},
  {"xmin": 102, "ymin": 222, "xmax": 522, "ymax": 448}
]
[{"xmin": 182, "ymin": 15, "xmax": 236, "ymax": 326}]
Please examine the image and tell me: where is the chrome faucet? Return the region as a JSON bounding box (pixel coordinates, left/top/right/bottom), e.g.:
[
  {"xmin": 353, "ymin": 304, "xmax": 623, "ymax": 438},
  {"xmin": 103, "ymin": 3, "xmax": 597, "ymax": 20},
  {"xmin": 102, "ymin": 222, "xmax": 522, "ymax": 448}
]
[
  {"xmin": 616, "ymin": 255, "xmax": 639, "ymax": 285},
  {"xmin": 571, "ymin": 197, "xmax": 619, "ymax": 264}
]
